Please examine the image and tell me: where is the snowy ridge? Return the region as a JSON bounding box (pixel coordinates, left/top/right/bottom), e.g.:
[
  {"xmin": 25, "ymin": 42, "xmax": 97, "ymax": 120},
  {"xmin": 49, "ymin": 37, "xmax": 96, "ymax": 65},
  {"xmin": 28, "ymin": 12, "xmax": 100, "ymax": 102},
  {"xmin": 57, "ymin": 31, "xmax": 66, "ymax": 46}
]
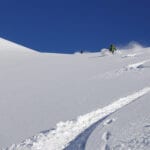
[
  {"xmin": 0, "ymin": 37, "xmax": 37, "ymax": 53},
  {"xmin": 7, "ymin": 87, "xmax": 150, "ymax": 150}
]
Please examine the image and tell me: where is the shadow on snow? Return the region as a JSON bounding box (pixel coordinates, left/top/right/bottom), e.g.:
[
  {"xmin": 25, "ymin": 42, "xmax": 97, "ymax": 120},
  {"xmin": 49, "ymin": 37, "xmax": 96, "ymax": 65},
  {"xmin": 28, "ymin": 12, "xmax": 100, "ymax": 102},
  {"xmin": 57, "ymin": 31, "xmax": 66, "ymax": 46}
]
[{"xmin": 64, "ymin": 115, "xmax": 110, "ymax": 150}]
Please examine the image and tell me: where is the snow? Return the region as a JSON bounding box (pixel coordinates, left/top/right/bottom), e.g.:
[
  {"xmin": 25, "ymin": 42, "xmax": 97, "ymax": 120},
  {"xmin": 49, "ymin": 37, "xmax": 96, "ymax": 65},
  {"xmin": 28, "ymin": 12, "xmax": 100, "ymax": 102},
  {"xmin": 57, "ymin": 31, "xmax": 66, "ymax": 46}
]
[
  {"xmin": 125, "ymin": 60, "xmax": 150, "ymax": 70},
  {"xmin": 8, "ymin": 87, "xmax": 150, "ymax": 150},
  {"xmin": 0, "ymin": 38, "xmax": 150, "ymax": 150}
]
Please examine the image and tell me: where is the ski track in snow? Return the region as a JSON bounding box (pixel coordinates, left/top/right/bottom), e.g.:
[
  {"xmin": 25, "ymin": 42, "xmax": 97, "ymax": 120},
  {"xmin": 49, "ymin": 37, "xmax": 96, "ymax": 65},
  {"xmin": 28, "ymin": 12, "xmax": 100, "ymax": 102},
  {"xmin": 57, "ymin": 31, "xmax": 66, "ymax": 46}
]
[
  {"xmin": 101, "ymin": 131, "xmax": 111, "ymax": 150},
  {"xmin": 115, "ymin": 59, "xmax": 150, "ymax": 76},
  {"xmin": 121, "ymin": 53, "xmax": 142, "ymax": 58},
  {"xmin": 91, "ymin": 59, "xmax": 150, "ymax": 80},
  {"xmin": 100, "ymin": 118, "xmax": 115, "ymax": 150},
  {"xmin": 64, "ymin": 116, "xmax": 109, "ymax": 150},
  {"xmin": 124, "ymin": 59, "xmax": 150, "ymax": 71},
  {"xmin": 6, "ymin": 87, "xmax": 150, "ymax": 150},
  {"xmin": 113, "ymin": 59, "xmax": 150, "ymax": 77}
]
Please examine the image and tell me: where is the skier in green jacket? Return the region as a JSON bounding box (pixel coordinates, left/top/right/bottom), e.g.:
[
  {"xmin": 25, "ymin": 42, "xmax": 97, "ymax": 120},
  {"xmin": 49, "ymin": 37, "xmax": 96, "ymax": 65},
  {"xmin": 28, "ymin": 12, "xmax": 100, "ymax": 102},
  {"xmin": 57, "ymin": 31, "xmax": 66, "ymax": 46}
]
[{"xmin": 109, "ymin": 44, "xmax": 116, "ymax": 54}]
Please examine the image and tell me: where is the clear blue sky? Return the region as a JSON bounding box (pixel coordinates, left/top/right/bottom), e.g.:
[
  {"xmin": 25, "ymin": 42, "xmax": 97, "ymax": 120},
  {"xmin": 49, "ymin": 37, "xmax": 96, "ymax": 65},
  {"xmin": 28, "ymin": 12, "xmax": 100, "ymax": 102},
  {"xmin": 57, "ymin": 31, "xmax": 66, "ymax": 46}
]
[{"xmin": 0, "ymin": 0, "xmax": 149, "ymax": 53}]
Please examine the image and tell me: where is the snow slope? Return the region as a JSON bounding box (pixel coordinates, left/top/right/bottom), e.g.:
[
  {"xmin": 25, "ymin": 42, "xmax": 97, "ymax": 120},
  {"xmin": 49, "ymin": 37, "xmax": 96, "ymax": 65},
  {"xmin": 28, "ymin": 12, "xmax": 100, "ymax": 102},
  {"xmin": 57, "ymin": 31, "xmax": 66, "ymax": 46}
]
[
  {"xmin": 8, "ymin": 87, "xmax": 150, "ymax": 150},
  {"xmin": 0, "ymin": 38, "xmax": 150, "ymax": 150}
]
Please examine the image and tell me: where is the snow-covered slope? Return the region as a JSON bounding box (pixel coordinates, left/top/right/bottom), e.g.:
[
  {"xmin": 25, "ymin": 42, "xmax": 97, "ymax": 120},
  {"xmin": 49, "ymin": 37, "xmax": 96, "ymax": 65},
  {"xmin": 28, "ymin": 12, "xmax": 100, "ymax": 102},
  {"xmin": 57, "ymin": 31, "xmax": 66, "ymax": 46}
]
[{"xmin": 0, "ymin": 38, "xmax": 150, "ymax": 150}]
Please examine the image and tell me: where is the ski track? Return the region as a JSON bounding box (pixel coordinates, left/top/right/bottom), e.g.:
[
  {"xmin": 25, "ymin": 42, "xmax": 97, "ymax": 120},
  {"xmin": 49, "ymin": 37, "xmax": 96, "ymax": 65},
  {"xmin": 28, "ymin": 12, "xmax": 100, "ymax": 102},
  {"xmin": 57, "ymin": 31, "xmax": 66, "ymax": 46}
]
[
  {"xmin": 121, "ymin": 53, "xmax": 142, "ymax": 58},
  {"xmin": 101, "ymin": 131, "xmax": 111, "ymax": 150},
  {"xmin": 91, "ymin": 59, "xmax": 150, "ymax": 80},
  {"xmin": 125, "ymin": 59, "xmax": 150, "ymax": 71},
  {"xmin": 6, "ymin": 87, "xmax": 150, "ymax": 150},
  {"xmin": 64, "ymin": 116, "xmax": 109, "ymax": 150},
  {"xmin": 115, "ymin": 59, "xmax": 150, "ymax": 76}
]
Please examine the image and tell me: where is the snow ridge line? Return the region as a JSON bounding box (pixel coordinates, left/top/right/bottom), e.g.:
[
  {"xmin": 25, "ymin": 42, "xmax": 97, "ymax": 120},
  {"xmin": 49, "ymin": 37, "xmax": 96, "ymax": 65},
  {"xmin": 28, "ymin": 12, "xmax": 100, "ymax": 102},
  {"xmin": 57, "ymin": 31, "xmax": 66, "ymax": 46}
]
[{"xmin": 8, "ymin": 87, "xmax": 150, "ymax": 150}]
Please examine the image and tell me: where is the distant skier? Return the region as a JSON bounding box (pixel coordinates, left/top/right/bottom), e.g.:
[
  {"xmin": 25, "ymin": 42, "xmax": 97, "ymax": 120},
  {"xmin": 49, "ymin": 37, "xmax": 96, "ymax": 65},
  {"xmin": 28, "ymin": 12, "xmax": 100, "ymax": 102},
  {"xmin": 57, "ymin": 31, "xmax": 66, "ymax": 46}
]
[
  {"xmin": 109, "ymin": 44, "xmax": 116, "ymax": 54},
  {"xmin": 80, "ymin": 50, "xmax": 83, "ymax": 54}
]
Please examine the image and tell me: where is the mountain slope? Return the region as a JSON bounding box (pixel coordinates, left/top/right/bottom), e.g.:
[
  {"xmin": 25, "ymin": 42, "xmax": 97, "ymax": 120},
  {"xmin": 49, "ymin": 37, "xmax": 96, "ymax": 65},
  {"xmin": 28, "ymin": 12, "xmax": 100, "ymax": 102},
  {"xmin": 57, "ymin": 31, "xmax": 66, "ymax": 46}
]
[
  {"xmin": 9, "ymin": 87, "xmax": 150, "ymax": 150},
  {"xmin": 0, "ymin": 38, "xmax": 150, "ymax": 150}
]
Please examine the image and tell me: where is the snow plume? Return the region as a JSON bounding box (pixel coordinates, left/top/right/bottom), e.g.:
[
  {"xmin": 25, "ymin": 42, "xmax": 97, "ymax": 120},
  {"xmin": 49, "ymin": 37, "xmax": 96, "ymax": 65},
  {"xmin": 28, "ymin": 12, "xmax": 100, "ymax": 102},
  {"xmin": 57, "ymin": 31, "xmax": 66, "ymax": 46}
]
[
  {"xmin": 117, "ymin": 41, "xmax": 146, "ymax": 51},
  {"xmin": 118, "ymin": 41, "xmax": 144, "ymax": 49},
  {"xmin": 98, "ymin": 41, "xmax": 148, "ymax": 55},
  {"xmin": 7, "ymin": 87, "xmax": 150, "ymax": 150}
]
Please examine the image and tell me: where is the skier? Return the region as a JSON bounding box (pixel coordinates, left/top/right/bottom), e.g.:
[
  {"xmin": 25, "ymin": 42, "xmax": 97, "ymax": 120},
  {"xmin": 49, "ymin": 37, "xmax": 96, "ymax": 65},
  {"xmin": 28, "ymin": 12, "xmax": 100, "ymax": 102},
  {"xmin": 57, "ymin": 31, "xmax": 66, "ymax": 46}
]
[
  {"xmin": 80, "ymin": 50, "xmax": 83, "ymax": 54},
  {"xmin": 109, "ymin": 44, "xmax": 116, "ymax": 54}
]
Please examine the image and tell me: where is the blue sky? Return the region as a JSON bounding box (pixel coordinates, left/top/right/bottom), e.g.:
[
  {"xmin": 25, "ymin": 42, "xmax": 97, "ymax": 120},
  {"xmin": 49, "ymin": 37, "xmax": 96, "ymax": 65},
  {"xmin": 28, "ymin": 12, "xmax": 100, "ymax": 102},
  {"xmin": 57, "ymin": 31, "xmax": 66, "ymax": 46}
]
[{"xmin": 0, "ymin": 0, "xmax": 149, "ymax": 53}]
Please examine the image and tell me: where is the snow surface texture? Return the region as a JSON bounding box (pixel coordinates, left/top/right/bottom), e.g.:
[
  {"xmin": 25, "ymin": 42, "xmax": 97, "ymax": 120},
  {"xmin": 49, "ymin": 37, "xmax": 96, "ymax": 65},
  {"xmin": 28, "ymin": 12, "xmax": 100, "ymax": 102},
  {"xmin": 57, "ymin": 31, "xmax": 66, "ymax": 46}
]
[
  {"xmin": 7, "ymin": 87, "xmax": 150, "ymax": 150},
  {"xmin": 0, "ymin": 38, "xmax": 150, "ymax": 150}
]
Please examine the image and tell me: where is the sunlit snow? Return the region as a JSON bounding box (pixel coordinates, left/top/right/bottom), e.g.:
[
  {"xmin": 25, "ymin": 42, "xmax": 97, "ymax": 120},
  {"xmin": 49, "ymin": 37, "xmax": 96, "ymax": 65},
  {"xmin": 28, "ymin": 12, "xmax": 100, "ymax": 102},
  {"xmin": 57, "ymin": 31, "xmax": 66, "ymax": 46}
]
[{"xmin": 0, "ymin": 38, "xmax": 150, "ymax": 150}]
